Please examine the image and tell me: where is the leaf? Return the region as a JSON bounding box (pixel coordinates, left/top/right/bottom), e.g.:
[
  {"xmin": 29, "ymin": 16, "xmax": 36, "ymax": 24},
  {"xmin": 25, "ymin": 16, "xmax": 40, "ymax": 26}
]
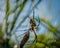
[
  {"xmin": 5, "ymin": 0, "xmax": 10, "ymax": 33},
  {"xmin": 36, "ymin": 42, "xmax": 45, "ymax": 48}
]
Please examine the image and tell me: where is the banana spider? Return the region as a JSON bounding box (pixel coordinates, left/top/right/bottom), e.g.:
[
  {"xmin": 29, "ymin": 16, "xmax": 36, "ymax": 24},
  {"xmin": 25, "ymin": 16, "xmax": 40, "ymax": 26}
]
[
  {"xmin": 18, "ymin": 15, "xmax": 40, "ymax": 48},
  {"xmin": 15, "ymin": 7, "xmax": 40, "ymax": 48}
]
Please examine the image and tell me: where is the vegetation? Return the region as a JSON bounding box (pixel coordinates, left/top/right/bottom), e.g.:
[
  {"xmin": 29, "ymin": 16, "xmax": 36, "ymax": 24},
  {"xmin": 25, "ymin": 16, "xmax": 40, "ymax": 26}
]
[{"xmin": 0, "ymin": 0, "xmax": 60, "ymax": 48}]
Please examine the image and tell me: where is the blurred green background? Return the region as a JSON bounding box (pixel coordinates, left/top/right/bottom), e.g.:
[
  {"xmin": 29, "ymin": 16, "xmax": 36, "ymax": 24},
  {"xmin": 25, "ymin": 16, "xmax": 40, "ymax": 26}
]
[{"xmin": 0, "ymin": 0, "xmax": 60, "ymax": 48}]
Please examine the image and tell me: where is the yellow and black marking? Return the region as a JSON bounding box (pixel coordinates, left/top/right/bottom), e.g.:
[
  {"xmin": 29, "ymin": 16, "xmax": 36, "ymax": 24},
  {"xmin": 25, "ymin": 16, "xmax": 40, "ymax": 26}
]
[{"xmin": 30, "ymin": 18, "xmax": 38, "ymax": 30}]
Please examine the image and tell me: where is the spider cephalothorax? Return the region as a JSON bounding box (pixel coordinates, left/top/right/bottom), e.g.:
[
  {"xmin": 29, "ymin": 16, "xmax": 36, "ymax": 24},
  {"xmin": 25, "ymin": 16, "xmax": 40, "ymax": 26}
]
[{"xmin": 30, "ymin": 18, "xmax": 38, "ymax": 31}]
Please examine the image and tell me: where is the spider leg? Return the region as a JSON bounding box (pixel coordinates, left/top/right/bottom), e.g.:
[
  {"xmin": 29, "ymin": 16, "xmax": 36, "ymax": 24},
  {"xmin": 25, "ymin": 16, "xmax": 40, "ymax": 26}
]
[
  {"xmin": 15, "ymin": 28, "xmax": 31, "ymax": 32},
  {"xmin": 32, "ymin": 30, "xmax": 37, "ymax": 43}
]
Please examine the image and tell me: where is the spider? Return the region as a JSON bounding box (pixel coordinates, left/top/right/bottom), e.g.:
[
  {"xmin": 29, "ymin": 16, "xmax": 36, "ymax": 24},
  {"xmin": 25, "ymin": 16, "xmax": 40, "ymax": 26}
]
[
  {"xmin": 15, "ymin": 1, "xmax": 40, "ymax": 47},
  {"xmin": 18, "ymin": 15, "xmax": 40, "ymax": 48},
  {"xmin": 16, "ymin": 14, "xmax": 40, "ymax": 47},
  {"xmin": 14, "ymin": 7, "xmax": 40, "ymax": 48}
]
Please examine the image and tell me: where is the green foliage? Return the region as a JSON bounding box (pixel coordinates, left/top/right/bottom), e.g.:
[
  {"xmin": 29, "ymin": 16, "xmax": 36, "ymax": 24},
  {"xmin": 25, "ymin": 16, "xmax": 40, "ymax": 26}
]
[
  {"xmin": 25, "ymin": 31, "xmax": 60, "ymax": 48},
  {"xmin": 8, "ymin": 40, "xmax": 15, "ymax": 47},
  {"xmin": 0, "ymin": 32, "xmax": 4, "ymax": 38},
  {"xmin": 0, "ymin": 0, "xmax": 60, "ymax": 48},
  {"xmin": 34, "ymin": 42, "xmax": 45, "ymax": 48},
  {"xmin": 0, "ymin": 23, "xmax": 4, "ymax": 38},
  {"xmin": 0, "ymin": 23, "xmax": 2, "ymax": 32},
  {"xmin": 5, "ymin": 0, "xmax": 10, "ymax": 33}
]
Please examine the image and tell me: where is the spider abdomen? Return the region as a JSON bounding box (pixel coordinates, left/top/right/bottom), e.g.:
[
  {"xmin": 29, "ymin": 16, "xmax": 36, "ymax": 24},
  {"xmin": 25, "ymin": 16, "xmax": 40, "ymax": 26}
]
[{"xmin": 20, "ymin": 32, "xmax": 30, "ymax": 48}]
